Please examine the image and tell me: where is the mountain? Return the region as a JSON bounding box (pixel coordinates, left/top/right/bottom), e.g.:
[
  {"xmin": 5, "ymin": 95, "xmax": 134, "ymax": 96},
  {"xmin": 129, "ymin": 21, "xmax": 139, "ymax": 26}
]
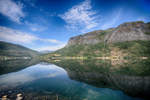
[
  {"xmin": 47, "ymin": 21, "xmax": 150, "ymax": 57},
  {"xmin": 0, "ymin": 41, "xmax": 39, "ymax": 59},
  {"xmin": 67, "ymin": 21, "xmax": 150, "ymax": 46},
  {"xmin": 39, "ymin": 50, "xmax": 53, "ymax": 54},
  {"xmin": 43, "ymin": 21, "xmax": 150, "ymax": 99}
]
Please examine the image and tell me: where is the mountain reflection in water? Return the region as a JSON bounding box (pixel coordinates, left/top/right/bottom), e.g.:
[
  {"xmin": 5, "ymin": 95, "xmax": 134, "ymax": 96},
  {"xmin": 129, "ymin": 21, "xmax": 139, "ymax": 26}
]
[{"xmin": 0, "ymin": 59, "xmax": 149, "ymax": 100}]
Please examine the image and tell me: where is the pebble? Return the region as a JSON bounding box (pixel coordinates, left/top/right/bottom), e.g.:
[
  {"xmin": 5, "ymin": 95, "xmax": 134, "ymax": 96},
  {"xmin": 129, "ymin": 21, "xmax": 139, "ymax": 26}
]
[
  {"xmin": 16, "ymin": 93, "xmax": 23, "ymax": 100},
  {"xmin": 2, "ymin": 95, "xmax": 7, "ymax": 100},
  {"xmin": 16, "ymin": 96, "xmax": 23, "ymax": 100},
  {"xmin": 17, "ymin": 93, "xmax": 22, "ymax": 97},
  {"xmin": 2, "ymin": 95, "xmax": 7, "ymax": 98}
]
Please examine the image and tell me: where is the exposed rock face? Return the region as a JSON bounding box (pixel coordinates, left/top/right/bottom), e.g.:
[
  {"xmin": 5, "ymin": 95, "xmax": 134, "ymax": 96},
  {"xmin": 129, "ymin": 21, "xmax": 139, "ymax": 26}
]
[
  {"xmin": 105, "ymin": 21, "xmax": 150, "ymax": 43},
  {"xmin": 67, "ymin": 21, "xmax": 150, "ymax": 46},
  {"xmin": 67, "ymin": 30, "xmax": 103, "ymax": 45}
]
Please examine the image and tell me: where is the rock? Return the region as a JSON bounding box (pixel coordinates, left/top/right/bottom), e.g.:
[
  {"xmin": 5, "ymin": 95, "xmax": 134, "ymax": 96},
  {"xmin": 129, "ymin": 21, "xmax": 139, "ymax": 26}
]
[
  {"xmin": 67, "ymin": 30, "xmax": 103, "ymax": 46},
  {"xmin": 16, "ymin": 93, "xmax": 23, "ymax": 100},
  {"xmin": 2, "ymin": 95, "xmax": 7, "ymax": 100},
  {"xmin": 17, "ymin": 93, "xmax": 22, "ymax": 97},
  {"xmin": 2, "ymin": 95, "xmax": 7, "ymax": 98},
  {"xmin": 16, "ymin": 96, "xmax": 23, "ymax": 100}
]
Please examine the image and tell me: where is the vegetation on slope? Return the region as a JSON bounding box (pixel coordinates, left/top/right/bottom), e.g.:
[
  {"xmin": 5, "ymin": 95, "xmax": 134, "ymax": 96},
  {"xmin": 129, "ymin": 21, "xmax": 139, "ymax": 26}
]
[
  {"xmin": 51, "ymin": 40, "xmax": 150, "ymax": 58},
  {"xmin": 0, "ymin": 41, "xmax": 39, "ymax": 59}
]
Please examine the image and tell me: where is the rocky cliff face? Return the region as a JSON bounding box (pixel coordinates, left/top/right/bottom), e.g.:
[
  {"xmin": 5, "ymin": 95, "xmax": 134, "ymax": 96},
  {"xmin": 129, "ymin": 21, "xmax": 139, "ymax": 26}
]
[
  {"xmin": 67, "ymin": 30, "xmax": 103, "ymax": 45},
  {"xmin": 67, "ymin": 21, "xmax": 150, "ymax": 46}
]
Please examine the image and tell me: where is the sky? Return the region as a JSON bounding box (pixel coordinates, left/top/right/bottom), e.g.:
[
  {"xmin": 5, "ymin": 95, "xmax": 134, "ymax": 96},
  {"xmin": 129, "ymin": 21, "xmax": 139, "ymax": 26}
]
[{"xmin": 0, "ymin": 0, "xmax": 150, "ymax": 51}]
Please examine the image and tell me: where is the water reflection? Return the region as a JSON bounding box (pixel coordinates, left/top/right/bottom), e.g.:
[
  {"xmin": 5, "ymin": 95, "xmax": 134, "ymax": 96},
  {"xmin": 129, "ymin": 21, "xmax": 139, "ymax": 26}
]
[
  {"xmin": 0, "ymin": 61, "xmax": 144, "ymax": 100},
  {"xmin": 0, "ymin": 58, "xmax": 39, "ymax": 75},
  {"xmin": 0, "ymin": 63, "xmax": 67, "ymax": 89},
  {"xmin": 51, "ymin": 59, "xmax": 150, "ymax": 99}
]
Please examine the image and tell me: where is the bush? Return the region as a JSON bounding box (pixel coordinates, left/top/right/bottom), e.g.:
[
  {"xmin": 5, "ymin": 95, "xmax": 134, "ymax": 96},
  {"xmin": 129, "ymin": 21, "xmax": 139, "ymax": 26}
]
[{"xmin": 144, "ymin": 32, "xmax": 150, "ymax": 35}]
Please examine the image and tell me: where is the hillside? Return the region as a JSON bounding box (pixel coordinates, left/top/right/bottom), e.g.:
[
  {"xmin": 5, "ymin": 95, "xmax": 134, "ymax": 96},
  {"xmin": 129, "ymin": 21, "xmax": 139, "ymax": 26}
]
[
  {"xmin": 0, "ymin": 41, "xmax": 39, "ymax": 59},
  {"xmin": 45, "ymin": 21, "xmax": 150, "ymax": 58},
  {"xmin": 67, "ymin": 21, "xmax": 150, "ymax": 45},
  {"xmin": 43, "ymin": 21, "xmax": 150, "ymax": 99}
]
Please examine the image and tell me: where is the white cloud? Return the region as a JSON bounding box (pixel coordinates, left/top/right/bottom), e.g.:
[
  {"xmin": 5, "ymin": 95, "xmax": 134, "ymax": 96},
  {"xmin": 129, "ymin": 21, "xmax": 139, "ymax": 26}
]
[
  {"xmin": 39, "ymin": 39, "xmax": 63, "ymax": 44},
  {"xmin": 0, "ymin": 26, "xmax": 62, "ymax": 44},
  {"xmin": 0, "ymin": 26, "xmax": 37, "ymax": 43},
  {"xmin": 30, "ymin": 26, "xmax": 47, "ymax": 32},
  {"xmin": 22, "ymin": 0, "xmax": 36, "ymax": 8},
  {"xmin": 35, "ymin": 43, "xmax": 66, "ymax": 51},
  {"xmin": 0, "ymin": 0, "xmax": 25, "ymax": 23},
  {"xmin": 25, "ymin": 21, "xmax": 47, "ymax": 32},
  {"xmin": 60, "ymin": 0, "xmax": 99, "ymax": 31},
  {"xmin": 31, "ymin": 27, "xmax": 38, "ymax": 31}
]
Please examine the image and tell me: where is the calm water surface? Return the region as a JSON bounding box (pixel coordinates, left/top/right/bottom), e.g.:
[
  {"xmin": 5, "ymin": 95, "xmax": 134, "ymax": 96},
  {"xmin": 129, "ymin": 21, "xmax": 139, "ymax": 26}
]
[{"xmin": 0, "ymin": 61, "xmax": 144, "ymax": 100}]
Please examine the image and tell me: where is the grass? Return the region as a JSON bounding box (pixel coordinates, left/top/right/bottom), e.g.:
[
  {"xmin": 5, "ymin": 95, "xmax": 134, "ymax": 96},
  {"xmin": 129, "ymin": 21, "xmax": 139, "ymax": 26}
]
[
  {"xmin": 112, "ymin": 40, "xmax": 150, "ymax": 57},
  {"xmin": 145, "ymin": 32, "xmax": 150, "ymax": 35},
  {"xmin": 53, "ymin": 42, "xmax": 110, "ymax": 57},
  {"xmin": 53, "ymin": 40, "xmax": 150, "ymax": 58}
]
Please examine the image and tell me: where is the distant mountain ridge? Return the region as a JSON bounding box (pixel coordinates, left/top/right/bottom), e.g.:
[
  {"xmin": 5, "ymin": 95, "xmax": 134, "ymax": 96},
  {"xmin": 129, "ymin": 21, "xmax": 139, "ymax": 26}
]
[
  {"xmin": 39, "ymin": 50, "xmax": 53, "ymax": 54},
  {"xmin": 67, "ymin": 21, "xmax": 150, "ymax": 46},
  {"xmin": 0, "ymin": 41, "xmax": 39, "ymax": 58}
]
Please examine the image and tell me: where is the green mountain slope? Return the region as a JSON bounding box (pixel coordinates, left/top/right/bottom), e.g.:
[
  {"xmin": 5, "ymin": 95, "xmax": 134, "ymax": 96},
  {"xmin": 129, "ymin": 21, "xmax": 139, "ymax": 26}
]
[
  {"xmin": 54, "ymin": 40, "xmax": 150, "ymax": 57},
  {"xmin": 0, "ymin": 41, "xmax": 39, "ymax": 59}
]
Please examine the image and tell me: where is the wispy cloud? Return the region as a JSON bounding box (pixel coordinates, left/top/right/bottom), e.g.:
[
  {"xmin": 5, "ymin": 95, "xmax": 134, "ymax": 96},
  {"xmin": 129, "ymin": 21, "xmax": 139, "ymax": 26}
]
[
  {"xmin": 0, "ymin": 26, "xmax": 37, "ymax": 43},
  {"xmin": 25, "ymin": 21, "xmax": 47, "ymax": 32},
  {"xmin": 60, "ymin": 0, "xmax": 99, "ymax": 32},
  {"xmin": 0, "ymin": 26, "xmax": 62, "ymax": 44},
  {"xmin": 22, "ymin": 0, "xmax": 36, "ymax": 8},
  {"xmin": 39, "ymin": 39, "xmax": 63, "ymax": 44},
  {"xmin": 0, "ymin": 0, "xmax": 25, "ymax": 23},
  {"xmin": 35, "ymin": 43, "xmax": 66, "ymax": 51}
]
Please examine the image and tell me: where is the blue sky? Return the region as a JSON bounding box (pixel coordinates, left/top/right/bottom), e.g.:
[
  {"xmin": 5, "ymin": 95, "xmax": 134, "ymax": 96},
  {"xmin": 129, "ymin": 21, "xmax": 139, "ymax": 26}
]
[{"xmin": 0, "ymin": 0, "xmax": 150, "ymax": 51}]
